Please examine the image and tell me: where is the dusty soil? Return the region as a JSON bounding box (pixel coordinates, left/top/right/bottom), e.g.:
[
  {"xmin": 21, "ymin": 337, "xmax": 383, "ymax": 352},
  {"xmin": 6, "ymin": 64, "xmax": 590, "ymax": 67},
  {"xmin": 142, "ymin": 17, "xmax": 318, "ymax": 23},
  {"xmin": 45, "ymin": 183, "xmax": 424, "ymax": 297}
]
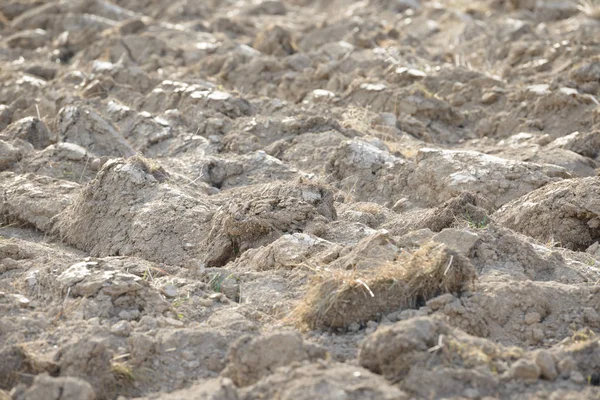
[{"xmin": 1, "ymin": 0, "xmax": 600, "ymax": 399}]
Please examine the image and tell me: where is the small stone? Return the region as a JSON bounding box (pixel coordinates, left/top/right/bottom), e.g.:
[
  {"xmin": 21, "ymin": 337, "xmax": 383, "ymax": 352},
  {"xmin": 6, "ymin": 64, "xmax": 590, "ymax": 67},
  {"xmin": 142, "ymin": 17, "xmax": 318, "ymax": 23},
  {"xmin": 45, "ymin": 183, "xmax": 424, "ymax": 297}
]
[
  {"xmin": 286, "ymin": 53, "xmax": 311, "ymax": 71},
  {"xmin": 253, "ymin": 25, "xmax": 295, "ymax": 56},
  {"xmin": 87, "ymin": 317, "xmax": 101, "ymax": 326},
  {"xmin": 570, "ymin": 370, "xmax": 585, "ymax": 384},
  {"xmin": 532, "ymin": 328, "xmax": 545, "ymax": 342},
  {"xmin": 396, "ymin": 229, "xmax": 434, "ymax": 248},
  {"xmin": 128, "ymin": 333, "xmax": 155, "ymax": 364},
  {"xmin": 118, "ymin": 310, "xmax": 140, "ymax": 321},
  {"xmin": 426, "ymin": 293, "xmax": 455, "ymax": 310},
  {"xmin": 25, "ymin": 64, "xmax": 58, "ymax": 81},
  {"xmin": 481, "ymin": 92, "xmax": 499, "ymax": 104},
  {"xmin": 54, "ymin": 142, "xmax": 87, "ymax": 161},
  {"xmin": 12, "ymin": 294, "xmax": 31, "ymax": 308},
  {"xmin": 348, "ymin": 322, "xmax": 360, "ymax": 333},
  {"xmin": 137, "ymin": 316, "xmax": 158, "ymax": 331},
  {"xmin": 163, "ymin": 317, "xmax": 184, "ymax": 328},
  {"xmin": 583, "ymin": 307, "xmax": 599, "ymax": 324},
  {"xmin": 57, "ymin": 261, "xmax": 93, "ymax": 288},
  {"xmin": 199, "ymin": 298, "xmax": 214, "ymax": 307},
  {"xmin": 392, "ymin": 198, "xmax": 414, "ymax": 213},
  {"xmin": 432, "ymin": 228, "xmax": 479, "ymax": 256},
  {"xmin": 25, "ymin": 270, "xmax": 38, "ymax": 287},
  {"xmin": 510, "ymin": 359, "xmax": 541, "ymax": 381},
  {"xmin": 306, "ymin": 89, "xmax": 335, "ymax": 103},
  {"xmin": 374, "ymin": 113, "xmax": 397, "ymax": 127},
  {"xmin": 535, "ymin": 350, "xmax": 558, "ymax": 381},
  {"xmin": 525, "ymin": 312, "xmax": 541, "ymax": 325},
  {"xmin": 444, "ymin": 300, "xmax": 466, "ymax": 316},
  {"xmin": 557, "ymin": 357, "xmax": 575, "ymax": 378},
  {"xmin": 90, "ymin": 158, "xmax": 102, "ymax": 171},
  {"xmin": 365, "ymin": 320, "xmax": 378, "ymax": 334},
  {"xmin": 111, "ymin": 320, "xmax": 132, "ymax": 337},
  {"xmin": 162, "ymin": 284, "xmax": 177, "ymax": 298},
  {"xmin": 117, "ymin": 18, "xmax": 147, "ymax": 35}
]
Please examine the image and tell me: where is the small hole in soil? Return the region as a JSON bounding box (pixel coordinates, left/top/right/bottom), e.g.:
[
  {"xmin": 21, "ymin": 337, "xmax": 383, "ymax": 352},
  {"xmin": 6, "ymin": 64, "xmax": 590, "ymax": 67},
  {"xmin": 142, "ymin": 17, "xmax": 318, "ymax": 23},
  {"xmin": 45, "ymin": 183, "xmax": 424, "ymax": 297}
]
[{"xmin": 414, "ymin": 296, "xmax": 427, "ymax": 308}]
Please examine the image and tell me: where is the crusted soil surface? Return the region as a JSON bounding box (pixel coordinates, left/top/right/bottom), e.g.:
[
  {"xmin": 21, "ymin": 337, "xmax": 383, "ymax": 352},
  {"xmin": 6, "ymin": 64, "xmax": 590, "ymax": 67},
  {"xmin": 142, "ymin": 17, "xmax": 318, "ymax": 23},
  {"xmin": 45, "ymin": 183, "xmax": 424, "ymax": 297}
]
[{"xmin": 1, "ymin": 0, "xmax": 600, "ymax": 399}]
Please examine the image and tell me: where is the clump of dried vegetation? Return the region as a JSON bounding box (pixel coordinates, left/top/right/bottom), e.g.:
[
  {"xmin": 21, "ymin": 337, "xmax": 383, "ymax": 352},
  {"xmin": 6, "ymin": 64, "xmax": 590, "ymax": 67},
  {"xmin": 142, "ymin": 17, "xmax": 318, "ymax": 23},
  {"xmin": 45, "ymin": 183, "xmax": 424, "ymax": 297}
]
[
  {"xmin": 578, "ymin": 0, "xmax": 600, "ymax": 19},
  {"xmin": 294, "ymin": 242, "xmax": 476, "ymax": 330}
]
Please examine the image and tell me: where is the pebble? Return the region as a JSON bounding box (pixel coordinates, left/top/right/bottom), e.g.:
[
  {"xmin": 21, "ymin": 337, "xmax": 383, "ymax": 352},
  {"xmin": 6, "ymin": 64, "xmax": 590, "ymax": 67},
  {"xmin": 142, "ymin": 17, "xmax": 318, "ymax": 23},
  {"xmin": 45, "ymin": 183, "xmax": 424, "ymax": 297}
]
[
  {"xmin": 163, "ymin": 284, "xmax": 177, "ymax": 298},
  {"xmin": 534, "ymin": 350, "xmax": 558, "ymax": 381},
  {"xmin": 118, "ymin": 309, "xmax": 140, "ymax": 320},
  {"xmin": 25, "ymin": 270, "xmax": 38, "ymax": 287},
  {"xmin": 432, "ymin": 228, "xmax": 479, "ymax": 257},
  {"xmin": 374, "ymin": 113, "xmax": 397, "ymax": 127},
  {"xmin": 481, "ymin": 91, "xmax": 499, "ymax": 104},
  {"xmin": 137, "ymin": 316, "xmax": 158, "ymax": 331},
  {"xmin": 583, "ymin": 307, "xmax": 599, "ymax": 324},
  {"xmin": 426, "ymin": 293, "xmax": 456, "ymax": 310},
  {"xmin": 524, "ymin": 311, "xmax": 541, "ymax": 325},
  {"xmin": 199, "ymin": 298, "xmax": 214, "ymax": 307},
  {"xmin": 510, "ymin": 359, "xmax": 541, "ymax": 381},
  {"xmin": 532, "ymin": 328, "xmax": 545, "ymax": 342},
  {"xmin": 570, "ymin": 370, "xmax": 585, "ymax": 384},
  {"xmin": 12, "ymin": 294, "xmax": 31, "ymax": 308},
  {"xmin": 444, "ymin": 300, "xmax": 466, "ymax": 316},
  {"xmin": 111, "ymin": 320, "xmax": 132, "ymax": 337},
  {"xmin": 557, "ymin": 357, "xmax": 575, "ymax": 378},
  {"xmin": 365, "ymin": 320, "xmax": 378, "ymax": 334},
  {"xmin": 163, "ymin": 317, "xmax": 184, "ymax": 328}
]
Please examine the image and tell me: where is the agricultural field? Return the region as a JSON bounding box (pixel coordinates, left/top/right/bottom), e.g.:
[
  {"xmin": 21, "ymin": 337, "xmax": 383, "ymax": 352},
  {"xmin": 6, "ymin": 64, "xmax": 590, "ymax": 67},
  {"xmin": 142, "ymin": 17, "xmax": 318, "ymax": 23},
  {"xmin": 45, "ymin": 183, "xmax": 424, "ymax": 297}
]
[{"xmin": 1, "ymin": 0, "xmax": 600, "ymax": 399}]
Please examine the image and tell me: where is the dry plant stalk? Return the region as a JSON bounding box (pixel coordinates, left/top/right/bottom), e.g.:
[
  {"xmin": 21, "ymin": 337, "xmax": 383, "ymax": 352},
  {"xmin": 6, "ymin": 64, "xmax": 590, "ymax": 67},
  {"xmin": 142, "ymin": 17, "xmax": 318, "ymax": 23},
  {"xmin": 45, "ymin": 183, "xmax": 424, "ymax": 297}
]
[{"xmin": 578, "ymin": 0, "xmax": 600, "ymax": 20}]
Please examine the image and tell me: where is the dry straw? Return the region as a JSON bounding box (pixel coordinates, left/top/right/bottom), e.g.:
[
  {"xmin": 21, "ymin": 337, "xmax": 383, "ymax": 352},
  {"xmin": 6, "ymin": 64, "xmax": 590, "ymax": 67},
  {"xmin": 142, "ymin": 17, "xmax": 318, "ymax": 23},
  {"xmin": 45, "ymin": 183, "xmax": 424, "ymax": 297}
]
[
  {"xmin": 578, "ymin": 0, "xmax": 600, "ymax": 19},
  {"xmin": 294, "ymin": 242, "xmax": 476, "ymax": 330}
]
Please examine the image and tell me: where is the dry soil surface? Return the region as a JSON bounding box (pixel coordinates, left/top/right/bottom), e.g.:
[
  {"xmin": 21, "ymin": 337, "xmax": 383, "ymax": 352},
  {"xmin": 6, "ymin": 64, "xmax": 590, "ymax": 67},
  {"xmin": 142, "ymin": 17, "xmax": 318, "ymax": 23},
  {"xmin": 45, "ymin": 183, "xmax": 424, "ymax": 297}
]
[{"xmin": 1, "ymin": 0, "xmax": 600, "ymax": 399}]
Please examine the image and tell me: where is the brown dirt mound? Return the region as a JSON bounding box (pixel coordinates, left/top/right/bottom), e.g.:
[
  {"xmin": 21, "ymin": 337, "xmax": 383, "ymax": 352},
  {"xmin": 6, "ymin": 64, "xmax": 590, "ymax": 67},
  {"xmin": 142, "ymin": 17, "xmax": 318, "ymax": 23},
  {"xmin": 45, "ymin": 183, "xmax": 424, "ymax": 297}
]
[
  {"xmin": 493, "ymin": 176, "xmax": 600, "ymax": 250},
  {"xmin": 202, "ymin": 178, "xmax": 337, "ymax": 267},
  {"xmin": 383, "ymin": 191, "xmax": 494, "ymax": 236},
  {"xmin": 221, "ymin": 331, "xmax": 327, "ymax": 386},
  {"xmin": 53, "ymin": 156, "xmax": 214, "ymax": 266}
]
